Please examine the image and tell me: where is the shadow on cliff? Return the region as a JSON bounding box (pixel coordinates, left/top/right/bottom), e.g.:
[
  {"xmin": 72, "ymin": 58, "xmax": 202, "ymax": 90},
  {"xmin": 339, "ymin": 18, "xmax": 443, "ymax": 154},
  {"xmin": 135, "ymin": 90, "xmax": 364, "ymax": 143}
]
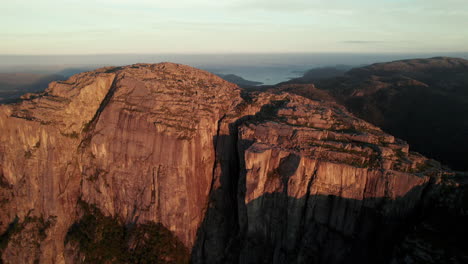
[
  {"xmin": 191, "ymin": 126, "xmax": 468, "ymax": 264},
  {"xmin": 192, "ymin": 173, "xmax": 468, "ymax": 263},
  {"xmin": 190, "ymin": 95, "xmax": 468, "ymax": 264}
]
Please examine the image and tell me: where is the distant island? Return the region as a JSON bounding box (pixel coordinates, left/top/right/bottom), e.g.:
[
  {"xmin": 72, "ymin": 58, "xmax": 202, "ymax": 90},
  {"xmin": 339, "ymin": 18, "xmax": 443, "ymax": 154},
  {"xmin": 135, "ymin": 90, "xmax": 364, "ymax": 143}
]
[
  {"xmin": 286, "ymin": 65, "xmax": 354, "ymax": 84},
  {"xmin": 215, "ymin": 73, "xmax": 263, "ymax": 87}
]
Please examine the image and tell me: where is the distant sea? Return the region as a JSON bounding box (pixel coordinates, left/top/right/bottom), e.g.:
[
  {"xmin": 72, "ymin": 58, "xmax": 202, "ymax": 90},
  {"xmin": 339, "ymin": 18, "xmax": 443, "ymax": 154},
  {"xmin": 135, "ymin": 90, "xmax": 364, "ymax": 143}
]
[{"xmin": 1, "ymin": 53, "xmax": 467, "ymax": 85}]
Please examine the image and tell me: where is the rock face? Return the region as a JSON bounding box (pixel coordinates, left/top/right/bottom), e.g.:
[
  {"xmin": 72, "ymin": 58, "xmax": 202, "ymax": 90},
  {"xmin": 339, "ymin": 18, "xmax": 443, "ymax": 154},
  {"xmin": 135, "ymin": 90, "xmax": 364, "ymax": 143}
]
[
  {"xmin": 0, "ymin": 63, "xmax": 241, "ymax": 263},
  {"xmin": 78, "ymin": 63, "xmax": 240, "ymax": 249},
  {"xmin": 0, "ymin": 62, "xmax": 466, "ymax": 263},
  {"xmin": 290, "ymin": 57, "xmax": 468, "ymax": 171}
]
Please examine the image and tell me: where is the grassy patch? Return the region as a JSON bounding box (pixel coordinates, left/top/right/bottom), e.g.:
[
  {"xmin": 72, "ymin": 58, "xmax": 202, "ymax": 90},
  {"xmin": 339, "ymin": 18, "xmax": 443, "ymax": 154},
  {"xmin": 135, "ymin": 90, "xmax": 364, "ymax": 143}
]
[{"xmin": 395, "ymin": 149, "xmax": 406, "ymax": 160}]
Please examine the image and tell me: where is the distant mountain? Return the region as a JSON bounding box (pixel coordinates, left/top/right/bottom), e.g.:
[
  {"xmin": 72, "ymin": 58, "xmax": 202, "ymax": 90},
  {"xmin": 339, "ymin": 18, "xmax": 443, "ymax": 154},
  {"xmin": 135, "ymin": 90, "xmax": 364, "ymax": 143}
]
[
  {"xmin": 286, "ymin": 65, "xmax": 352, "ymax": 84},
  {"xmin": 55, "ymin": 67, "xmax": 97, "ymax": 77},
  {"xmin": 288, "ymin": 57, "xmax": 468, "ymax": 170},
  {"xmin": 0, "ymin": 73, "xmax": 66, "ymax": 103},
  {"xmin": 216, "ymin": 73, "xmax": 263, "ymax": 87}
]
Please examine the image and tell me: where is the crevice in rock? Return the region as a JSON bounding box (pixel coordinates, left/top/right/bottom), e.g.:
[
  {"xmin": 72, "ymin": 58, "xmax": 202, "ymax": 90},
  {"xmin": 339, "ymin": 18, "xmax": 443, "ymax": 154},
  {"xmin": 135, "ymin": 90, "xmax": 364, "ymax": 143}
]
[
  {"xmin": 193, "ymin": 110, "xmax": 252, "ymax": 263},
  {"xmin": 296, "ymin": 162, "xmax": 319, "ymax": 251},
  {"xmin": 78, "ymin": 74, "xmax": 119, "ymax": 149},
  {"xmin": 222, "ymin": 116, "xmax": 244, "ymax": 261},
  {"xmin": 207, "ymin": 113, "xmax": 227, "ymax": 205}
]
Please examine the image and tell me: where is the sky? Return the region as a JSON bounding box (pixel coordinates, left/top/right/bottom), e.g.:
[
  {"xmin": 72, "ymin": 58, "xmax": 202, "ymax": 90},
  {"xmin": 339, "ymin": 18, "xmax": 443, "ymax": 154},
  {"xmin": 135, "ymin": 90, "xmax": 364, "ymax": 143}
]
[{"xmin": 1, "ymin": 0, "xmax": 468, "ymax": 54}]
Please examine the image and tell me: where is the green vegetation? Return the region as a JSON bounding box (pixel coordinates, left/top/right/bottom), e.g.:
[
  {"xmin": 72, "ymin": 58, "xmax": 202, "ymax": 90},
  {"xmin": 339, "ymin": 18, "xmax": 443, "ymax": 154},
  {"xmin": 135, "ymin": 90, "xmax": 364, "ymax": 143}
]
[
  {"xmin": 254, "ymin": 99, "xmax": 289, "ymax": 122},
  {"xmin": 65, "ymin": 201, "xmax": 189, "ymax": 264},
  {"xmin": 0, "ymin": 217, "xmax": 20, "ymax": 252},
  {"xmin": 86, "ymin": 168, "xmax": 107, "ymax": 182},
  {"xmin": 24, "ymin": 150, "xmax": 33, "ymax": 159},
  {"xmin": 82, "ymin": 120, "xmax": 93, "ymax": 133},
  {"xmin": 61, "ymin": 131, "xmax": 80, "ymax": 139},
  {"xmin": 333, "ymin": 127, "xmax": 362, "ymax": 135},
  {"xmin": 395, "ymin": 149, "xmax": 406, "ymax": 160},
  {"xmin": 65, "ymin": 202, "xmax": 127, "ymax": 263},
  {"xmin": 105, "ymin": 67, "xmax": 124, "ymax": 73},
  {"xmin": 0, "ymin": 175, "xmax": 12, "ymax": 189},
  {"xmin": 24, "ymin": 140, "xmax": 42, "ymax": 159},
  {"xmin": 129, "ymin": 222, "xmax": 189, "ymax": 264},
  {"xmin": 266, "ymin": 170, "xmax": 280, "ymax": 182},
  {"xmin": 0, "ymin": 215, "xmax": 55, "ymax": 254},
  {"xmin": 408, "ymin": 161, "xmax": 434, "ymax": 173},
  {"xmin": 378, "ymin": 136, "xmax": 389, "ymax": 147},
  {"xmin": 361, "ymin": 154, "xmax": 381, "ymax": 168},
  {"xmin": 340, "ymin": 152, "xmax": 380, "ymax": 169},
  {"xmin": 320, "ymin": 143, "xmax": 367, "ymax": 156}
]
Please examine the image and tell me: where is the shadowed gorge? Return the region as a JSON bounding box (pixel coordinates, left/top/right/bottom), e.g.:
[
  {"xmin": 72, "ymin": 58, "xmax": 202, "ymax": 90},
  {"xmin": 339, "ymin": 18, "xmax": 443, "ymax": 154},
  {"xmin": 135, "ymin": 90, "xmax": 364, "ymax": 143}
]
[{"xmin": 0, "ymin": 63, "xmax": 466, "ymax": 263}]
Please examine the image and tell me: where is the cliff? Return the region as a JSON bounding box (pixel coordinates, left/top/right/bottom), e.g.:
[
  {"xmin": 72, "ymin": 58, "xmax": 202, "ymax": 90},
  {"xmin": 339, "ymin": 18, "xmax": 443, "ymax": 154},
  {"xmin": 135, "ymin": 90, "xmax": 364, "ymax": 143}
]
[
  {"xmin": 0, "ymin": 63, "xmax": 466, "ymax": 263},
  {"xmin": 192, "ymin": 90, "xmax": 466, "ymax": 263},
  {"xmin": 290, "ymin": 57, "xmax": 468, "ymax": 171},
  {"xmin": 0, "ymin": 63, "xmax": 241, "ymax": 263}
]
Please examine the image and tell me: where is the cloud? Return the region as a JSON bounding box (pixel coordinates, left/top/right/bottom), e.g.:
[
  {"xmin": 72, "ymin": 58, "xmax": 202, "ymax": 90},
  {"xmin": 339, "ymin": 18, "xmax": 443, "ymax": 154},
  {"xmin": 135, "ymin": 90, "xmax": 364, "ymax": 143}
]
[
  {"xmin": 91, "ymin": 0, "xmax": 240, "ymax": 9},
  {"xmin": 341, "ymin": 40, "xmax": 387, "ymax": 44},
  {"xmin": 232, "ymin": 0, "xmax": 352, "ymax": 12}
]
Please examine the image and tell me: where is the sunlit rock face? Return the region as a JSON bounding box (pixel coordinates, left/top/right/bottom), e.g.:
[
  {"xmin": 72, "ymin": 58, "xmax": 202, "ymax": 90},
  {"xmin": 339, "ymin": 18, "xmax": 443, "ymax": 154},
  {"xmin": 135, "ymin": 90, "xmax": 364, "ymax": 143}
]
[
  {"xmin": 78, "ymin": 63, "xmax": 241, "ymax": 248},
  {"xmin": 0, "ymin": 63, "xmax": 465, "ymax": 264},
  {"xmin": 0, "ymin": 63, "xmax": 241, "ymax": 263},
  {"xmin": 0, "ymin": 69, "xmax": 116, "ymax": 263}
]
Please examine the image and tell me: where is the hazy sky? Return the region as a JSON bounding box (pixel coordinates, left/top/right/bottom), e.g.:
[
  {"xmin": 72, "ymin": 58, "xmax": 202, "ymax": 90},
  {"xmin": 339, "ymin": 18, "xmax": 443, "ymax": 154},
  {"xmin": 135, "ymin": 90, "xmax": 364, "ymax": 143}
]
[{"xmin": 1, "ymin": 0, "xmax": 467, "ymax": 54}]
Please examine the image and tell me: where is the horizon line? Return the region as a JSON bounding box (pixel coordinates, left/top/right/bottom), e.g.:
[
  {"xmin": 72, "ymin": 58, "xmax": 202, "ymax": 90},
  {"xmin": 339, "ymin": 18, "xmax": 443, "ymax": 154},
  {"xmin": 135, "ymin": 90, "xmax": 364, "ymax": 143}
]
[{"xmin": 1, "ymin": 51, "xmax": 468, "ymax": 57}]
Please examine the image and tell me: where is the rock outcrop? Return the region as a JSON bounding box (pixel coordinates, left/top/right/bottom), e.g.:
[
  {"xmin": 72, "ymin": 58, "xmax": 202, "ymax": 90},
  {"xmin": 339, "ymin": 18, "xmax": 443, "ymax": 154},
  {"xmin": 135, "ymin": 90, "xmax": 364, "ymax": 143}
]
[
  {"xmin": 0, "ymin": 62, "xmax": 466, "ymax": 263},
  {"xmin": 288, "ymin": 57, "xmax": 468, "ymax": 171}
]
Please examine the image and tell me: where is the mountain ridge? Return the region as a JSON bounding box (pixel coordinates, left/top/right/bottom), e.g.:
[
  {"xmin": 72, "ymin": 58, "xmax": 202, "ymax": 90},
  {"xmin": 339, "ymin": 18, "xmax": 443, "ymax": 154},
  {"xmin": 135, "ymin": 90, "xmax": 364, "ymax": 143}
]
[{"xmin": 285, "ymin": 56, "xmax": 468, "ymax": 171}]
